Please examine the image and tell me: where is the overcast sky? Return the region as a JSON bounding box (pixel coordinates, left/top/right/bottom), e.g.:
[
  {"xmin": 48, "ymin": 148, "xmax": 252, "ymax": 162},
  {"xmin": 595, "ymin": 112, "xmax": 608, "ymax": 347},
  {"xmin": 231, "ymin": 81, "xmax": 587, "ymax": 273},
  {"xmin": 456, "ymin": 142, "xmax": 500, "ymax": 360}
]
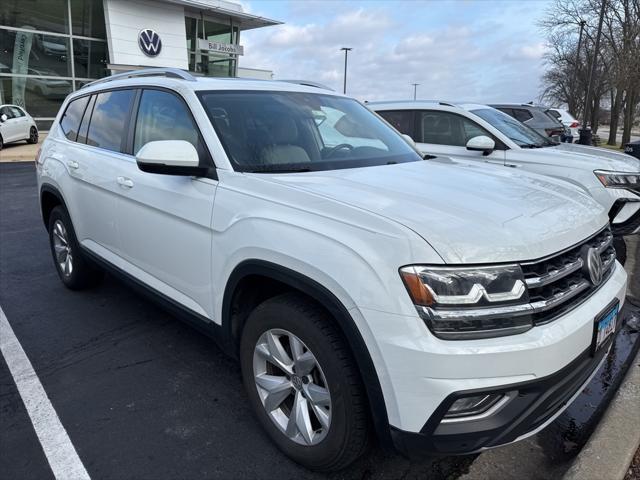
[{"xmin": 239, "ymin": 0, "xmax": 552, "ymax": 103}]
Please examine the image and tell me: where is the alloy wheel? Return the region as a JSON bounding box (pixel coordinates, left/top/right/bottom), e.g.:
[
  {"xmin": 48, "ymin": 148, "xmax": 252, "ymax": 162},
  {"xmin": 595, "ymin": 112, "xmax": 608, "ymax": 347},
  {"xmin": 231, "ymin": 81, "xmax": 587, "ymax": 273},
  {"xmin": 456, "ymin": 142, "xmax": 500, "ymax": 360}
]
[
  {"xmin": 253, "ymin": 328, "xmax": 332, "ymax": 446},
  {"xmin": 52, "ymin": 220, "xmax": 73, "ymax": 276},
  {"xmin": 30, "ymin": 128, "xmax": 38, "ymax": 143}
]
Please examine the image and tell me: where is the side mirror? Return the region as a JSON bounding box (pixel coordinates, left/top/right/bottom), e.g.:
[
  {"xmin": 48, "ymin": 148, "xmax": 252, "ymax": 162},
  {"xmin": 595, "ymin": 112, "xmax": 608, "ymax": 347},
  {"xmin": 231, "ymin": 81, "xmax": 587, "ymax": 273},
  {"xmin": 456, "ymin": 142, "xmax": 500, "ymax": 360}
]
[
  {"xmin": 136, "ymin": 140, "xmax": 207, "ymax": 176},
  {"xmin": 0, "ymin": 114, "xmax": 7, "ymax": 122},
  {"xmin": 466, "ymin": 135, "xmax": 495, "ymax": 154},
  {"xmin": 401, "ymin": 134, "xmax": 416, "ymax": 147}
]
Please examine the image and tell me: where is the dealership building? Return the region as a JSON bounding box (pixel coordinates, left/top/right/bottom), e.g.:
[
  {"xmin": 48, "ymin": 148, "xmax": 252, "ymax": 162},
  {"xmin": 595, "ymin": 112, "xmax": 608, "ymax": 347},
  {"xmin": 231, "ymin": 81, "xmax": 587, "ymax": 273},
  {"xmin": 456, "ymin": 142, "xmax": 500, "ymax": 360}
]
[{"xmin": 0, "ymin": 0, "xmax": 280, "ymax": 128}]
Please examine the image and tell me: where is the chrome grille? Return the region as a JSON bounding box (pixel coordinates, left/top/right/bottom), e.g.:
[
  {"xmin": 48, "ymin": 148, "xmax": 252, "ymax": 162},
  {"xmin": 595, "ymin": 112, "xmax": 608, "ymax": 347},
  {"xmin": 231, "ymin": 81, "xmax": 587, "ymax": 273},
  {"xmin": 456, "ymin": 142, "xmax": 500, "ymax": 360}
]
[{"xmin": 521, "ymin": 227, "xmax": 616, "ymax": 325}]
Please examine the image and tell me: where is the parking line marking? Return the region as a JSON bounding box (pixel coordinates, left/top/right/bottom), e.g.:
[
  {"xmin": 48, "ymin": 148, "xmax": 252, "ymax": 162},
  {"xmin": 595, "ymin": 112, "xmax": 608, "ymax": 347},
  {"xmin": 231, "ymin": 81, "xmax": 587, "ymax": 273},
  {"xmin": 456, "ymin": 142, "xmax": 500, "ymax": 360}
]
[{"xmin": 0, "ymin": 306, "xmax": 91, "ymax": 480}]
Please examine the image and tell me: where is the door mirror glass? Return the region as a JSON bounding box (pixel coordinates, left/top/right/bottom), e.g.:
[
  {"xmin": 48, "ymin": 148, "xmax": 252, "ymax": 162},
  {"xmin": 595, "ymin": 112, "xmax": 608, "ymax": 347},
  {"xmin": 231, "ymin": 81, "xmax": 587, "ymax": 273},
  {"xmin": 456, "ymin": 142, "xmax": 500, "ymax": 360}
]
[
  {"xmin": 0, "ymin": 114, "xmax": 7, "ymax": 122},
  {"xmin": 466, "ymin": 135, "xmax": 495, "ymax": 153},
  {"xmin": 136, "ymin": 140, "xmax": 206, "ymax": 176}
]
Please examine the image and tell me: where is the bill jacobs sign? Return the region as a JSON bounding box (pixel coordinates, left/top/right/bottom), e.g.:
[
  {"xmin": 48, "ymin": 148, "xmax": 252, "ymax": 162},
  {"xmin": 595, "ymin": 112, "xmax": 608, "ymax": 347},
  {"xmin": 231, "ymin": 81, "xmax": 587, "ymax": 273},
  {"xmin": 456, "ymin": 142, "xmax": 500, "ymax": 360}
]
[{"xmin": 197, "ymin": 39, "xmax": 244, "ymax": 56}]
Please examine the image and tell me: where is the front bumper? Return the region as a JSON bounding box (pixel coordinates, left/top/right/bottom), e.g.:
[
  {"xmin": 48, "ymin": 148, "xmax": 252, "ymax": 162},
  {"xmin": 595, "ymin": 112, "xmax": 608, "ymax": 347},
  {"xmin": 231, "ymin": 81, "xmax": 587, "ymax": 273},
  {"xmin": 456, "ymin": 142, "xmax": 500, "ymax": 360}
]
[{"xmin": 390, "ymin": 333, "xmax": 612, "ymax": 456}]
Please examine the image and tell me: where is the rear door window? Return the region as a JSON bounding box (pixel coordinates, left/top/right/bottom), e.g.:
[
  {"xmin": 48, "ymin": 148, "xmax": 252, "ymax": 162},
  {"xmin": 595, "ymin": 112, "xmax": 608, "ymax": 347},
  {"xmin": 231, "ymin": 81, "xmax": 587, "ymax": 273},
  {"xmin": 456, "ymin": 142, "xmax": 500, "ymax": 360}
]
[
  {"xmin": 86, "ymin": 90, "xmax": 135, "ymax": 152},
  {"xmin": 376, "ymin": 110, "xmax": 415, "ymax": 137},
  {"xmin": 76, "ymin": 95, "xmax": 96, "ymax": 144},
  {"xmin": 60, "ymin": 96, "xmax": 90, "ymax": 142}
]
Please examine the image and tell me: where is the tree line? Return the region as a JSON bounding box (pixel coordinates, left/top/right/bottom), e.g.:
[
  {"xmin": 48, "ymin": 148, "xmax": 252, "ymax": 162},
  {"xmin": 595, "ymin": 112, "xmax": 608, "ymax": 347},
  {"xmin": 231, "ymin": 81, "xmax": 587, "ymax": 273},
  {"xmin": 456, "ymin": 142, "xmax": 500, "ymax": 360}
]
[{"xmin": 539, "ymin": 0, "xmax": 639, "ymax": 146}]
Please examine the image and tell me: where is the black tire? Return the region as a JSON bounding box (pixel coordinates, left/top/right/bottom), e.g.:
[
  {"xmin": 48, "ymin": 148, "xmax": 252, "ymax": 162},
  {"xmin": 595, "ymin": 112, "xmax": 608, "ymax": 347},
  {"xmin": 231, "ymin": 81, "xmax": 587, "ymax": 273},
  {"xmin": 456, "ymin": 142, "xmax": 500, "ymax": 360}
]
[
  {"xmin": 27, "ymin": 126, "xmax": 39, "ymax": 144},
  {"xmin": 0, "ymin": 135, "xmax": 3, "ymax": 151},
  {"xmin": 48, "ymin": 206, "xmax": 104, "ymax": 289},
  {"xmin": 240, "ymin": 293, "xmax": 371, "ymax": 471},
  {"xmin": 613, "ymin": 235, "xmax": 627, "ymax": 266}
]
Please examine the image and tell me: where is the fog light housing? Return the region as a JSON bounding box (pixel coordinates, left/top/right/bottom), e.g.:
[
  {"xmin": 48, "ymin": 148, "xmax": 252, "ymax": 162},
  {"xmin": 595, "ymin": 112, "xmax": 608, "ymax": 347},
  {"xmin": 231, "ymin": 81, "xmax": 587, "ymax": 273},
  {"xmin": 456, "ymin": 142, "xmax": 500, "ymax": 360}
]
[{"xmin": 443, "ymin": 394, "xmax": 504, "ymax": 419}]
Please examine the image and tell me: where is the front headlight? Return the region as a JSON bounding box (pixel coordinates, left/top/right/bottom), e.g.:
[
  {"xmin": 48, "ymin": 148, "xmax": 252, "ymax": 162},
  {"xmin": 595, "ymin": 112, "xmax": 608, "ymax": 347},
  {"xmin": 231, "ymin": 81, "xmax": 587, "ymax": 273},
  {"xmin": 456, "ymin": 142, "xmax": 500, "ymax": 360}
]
[
  {"xmin": 594, "ymin": 170, "xmax": 640, "ymax": 194},
  {"xmin": 400, "ymin": 265, "xmax": 533, "ymax": 340}
]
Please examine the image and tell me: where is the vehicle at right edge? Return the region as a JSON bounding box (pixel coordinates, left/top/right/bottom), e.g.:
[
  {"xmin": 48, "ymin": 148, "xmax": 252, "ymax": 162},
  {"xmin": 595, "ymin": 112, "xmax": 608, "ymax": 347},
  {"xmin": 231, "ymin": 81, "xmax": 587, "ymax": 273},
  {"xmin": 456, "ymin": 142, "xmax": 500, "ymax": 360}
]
[{"xmin": 370, "ymin": 101, "xmax": 640, "ymax": 246}]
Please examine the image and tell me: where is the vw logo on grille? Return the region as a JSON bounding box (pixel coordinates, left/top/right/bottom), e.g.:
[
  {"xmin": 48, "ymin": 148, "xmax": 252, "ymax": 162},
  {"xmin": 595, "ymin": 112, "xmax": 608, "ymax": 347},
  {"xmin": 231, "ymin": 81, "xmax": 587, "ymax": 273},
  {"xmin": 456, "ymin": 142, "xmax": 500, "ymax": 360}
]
[
  {"xmin": 584, "ymin": 247, "xmax": 604, "ymax": 286},
  {"xmin": 138, "ymin": 29, "xmax": 162, "ymax": 57}
]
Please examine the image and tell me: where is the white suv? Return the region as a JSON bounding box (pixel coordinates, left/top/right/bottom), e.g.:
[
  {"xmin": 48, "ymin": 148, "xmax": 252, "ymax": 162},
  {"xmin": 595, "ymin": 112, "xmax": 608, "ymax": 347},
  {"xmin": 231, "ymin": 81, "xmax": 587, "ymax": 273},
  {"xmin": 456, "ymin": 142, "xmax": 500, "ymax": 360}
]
[
  {"xmin": 370, "ymin": 101, "xmax": 640, "ymax": 243},
  {"xmin": 37, "ymin": 69, "xmax": 627, "ymax": 471}
]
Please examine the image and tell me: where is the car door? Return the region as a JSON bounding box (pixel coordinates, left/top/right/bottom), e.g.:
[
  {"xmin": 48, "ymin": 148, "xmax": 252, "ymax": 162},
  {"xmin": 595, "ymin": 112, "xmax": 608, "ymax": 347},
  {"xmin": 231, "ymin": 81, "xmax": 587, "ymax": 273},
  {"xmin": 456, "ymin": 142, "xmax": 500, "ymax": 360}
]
[
  {"xmin": 8, "ymin": 106, "xmax": 31, "ymax": 140},
  {"xmin": 0, "ymin": 106, "xmax": 22, "ymax": 142},
  {"xmin": 59, "ymin": 89, "xmax": 135, "ymax": 255},
  {"xmin": 114, "ymin": 88, "xmax": 217, "ymax": 319},
  {"xmin": 413, "ymin": 110, "xmax": 506, "ymax": 165}
]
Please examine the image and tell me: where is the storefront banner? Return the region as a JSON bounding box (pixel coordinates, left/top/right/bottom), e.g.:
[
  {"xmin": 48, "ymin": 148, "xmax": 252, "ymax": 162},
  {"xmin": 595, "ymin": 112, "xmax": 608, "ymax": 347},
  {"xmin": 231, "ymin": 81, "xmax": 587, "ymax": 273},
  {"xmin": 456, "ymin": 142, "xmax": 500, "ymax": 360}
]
[
  {"xmin": 12, "ymin": 30, "xmax": 34, "ymax": 108},
  {"xmin": 197, "ymin": 39, "xmax": 244, "ymax": 56}
]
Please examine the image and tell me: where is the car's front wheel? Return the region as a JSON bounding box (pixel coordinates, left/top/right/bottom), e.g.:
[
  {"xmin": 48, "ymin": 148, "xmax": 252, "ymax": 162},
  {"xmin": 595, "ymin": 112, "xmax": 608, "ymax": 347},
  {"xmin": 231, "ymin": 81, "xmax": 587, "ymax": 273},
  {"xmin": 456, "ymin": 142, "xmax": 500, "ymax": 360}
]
[
  {"xmin": 48, "ymin": 206, "xmax": 104, "ymax": 289},
  {"xmin": 27, "ymin": 126, "xmax": 39, "ymax": 144},
  {"xmin": 240, "ymin": 293, "xmax": 370, "ymax": 471}
]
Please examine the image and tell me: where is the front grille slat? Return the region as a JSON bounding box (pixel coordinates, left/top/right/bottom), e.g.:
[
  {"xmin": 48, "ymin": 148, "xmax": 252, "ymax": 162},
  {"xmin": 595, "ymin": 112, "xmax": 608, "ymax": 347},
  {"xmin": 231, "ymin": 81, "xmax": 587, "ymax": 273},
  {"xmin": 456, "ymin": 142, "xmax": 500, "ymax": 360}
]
[{"xmin": 521, "ymin": 227, "xmax": 616, "ymax": 325}]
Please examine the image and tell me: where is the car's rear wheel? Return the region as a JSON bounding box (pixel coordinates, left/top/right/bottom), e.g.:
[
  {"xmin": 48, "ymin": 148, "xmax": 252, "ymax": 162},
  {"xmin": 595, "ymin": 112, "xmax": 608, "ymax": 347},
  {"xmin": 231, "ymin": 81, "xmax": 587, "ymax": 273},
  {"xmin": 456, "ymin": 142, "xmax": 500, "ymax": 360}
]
[
  {"xmin": 48, "ymin": 206, "xmax": 104, "ymax": 289},
  {"xmin": 0, "ymin": 135, "xmax": 3, "ymax": 150},
  {"xmin": 27, "ymin": 126, "xmax": 39, "ymax": 144},
  {"xmin": 240, "ymin": 293, "xmax": 370, "ymax": 471}
]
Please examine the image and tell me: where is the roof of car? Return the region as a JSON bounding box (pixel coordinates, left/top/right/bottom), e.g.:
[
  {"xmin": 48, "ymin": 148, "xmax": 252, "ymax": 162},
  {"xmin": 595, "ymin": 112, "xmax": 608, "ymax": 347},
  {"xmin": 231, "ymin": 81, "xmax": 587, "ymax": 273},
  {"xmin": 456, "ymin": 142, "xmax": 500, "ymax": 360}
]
[
  {"xmin": 367, "ymin": 100, "xmax": 494, "ymax": 113},
  {"xmin": 76, "ymin": 69, "xmax": 344, "ymax": 98}
]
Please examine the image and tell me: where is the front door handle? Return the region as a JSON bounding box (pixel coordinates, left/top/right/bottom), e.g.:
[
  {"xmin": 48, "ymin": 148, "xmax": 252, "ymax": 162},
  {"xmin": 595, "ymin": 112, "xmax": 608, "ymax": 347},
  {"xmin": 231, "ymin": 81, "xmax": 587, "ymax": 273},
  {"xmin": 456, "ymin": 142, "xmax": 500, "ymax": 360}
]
[
  {"xmin": 66, "ymin": 160, "xmax": 79, "ymax": 170},
  {"xmin": 117, "ymin": 176, "xmax": 134, "ymax": 188}
]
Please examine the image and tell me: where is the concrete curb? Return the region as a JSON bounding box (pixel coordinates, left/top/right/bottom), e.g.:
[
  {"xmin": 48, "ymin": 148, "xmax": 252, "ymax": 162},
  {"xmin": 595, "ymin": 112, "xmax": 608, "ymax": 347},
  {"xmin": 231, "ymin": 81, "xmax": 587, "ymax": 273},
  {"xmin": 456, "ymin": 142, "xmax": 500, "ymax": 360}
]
[
  {"xmin": 563, "ymin": 349, "xmax": 640, "ymax": 480},
  {"xmin": 0, "ymin": 133, "xmax": 47, "ymax": 163}
]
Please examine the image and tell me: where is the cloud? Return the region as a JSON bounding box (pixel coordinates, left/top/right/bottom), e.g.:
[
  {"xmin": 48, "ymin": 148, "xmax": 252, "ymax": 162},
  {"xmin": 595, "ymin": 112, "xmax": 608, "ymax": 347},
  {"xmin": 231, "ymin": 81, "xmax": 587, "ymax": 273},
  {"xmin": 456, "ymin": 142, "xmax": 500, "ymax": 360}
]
[{"xmin": 239, "ymin": 0, "xmax": 551, "ymax": 103}]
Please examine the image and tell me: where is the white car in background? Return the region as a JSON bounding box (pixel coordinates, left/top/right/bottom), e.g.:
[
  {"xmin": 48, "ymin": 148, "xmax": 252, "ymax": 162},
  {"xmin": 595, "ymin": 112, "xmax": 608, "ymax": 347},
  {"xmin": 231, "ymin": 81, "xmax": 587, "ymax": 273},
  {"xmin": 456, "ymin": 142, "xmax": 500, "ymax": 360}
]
[
  {"xmin": 370, "ymin": 101, "xmax": 640, "ymax": 245},
  {"xmin": 0, "ymin": 104, "xmax": 39, "ymax": 150},
  {"xmin": 548, "ymin": 108, "xmax": 581, "ymax": 140}
]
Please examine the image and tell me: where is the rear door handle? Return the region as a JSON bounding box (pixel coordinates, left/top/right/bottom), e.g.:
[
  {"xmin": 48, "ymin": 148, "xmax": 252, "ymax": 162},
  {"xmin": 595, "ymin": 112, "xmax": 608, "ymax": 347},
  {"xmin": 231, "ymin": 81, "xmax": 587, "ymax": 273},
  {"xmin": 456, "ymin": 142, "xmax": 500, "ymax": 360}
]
[
  {"xmin": 66, "ymin": 160, "xmax": 79, "ymax": 170},
  {"xmin": 117, "ymin": 176, "xmax": 134, "ymax": 188}
]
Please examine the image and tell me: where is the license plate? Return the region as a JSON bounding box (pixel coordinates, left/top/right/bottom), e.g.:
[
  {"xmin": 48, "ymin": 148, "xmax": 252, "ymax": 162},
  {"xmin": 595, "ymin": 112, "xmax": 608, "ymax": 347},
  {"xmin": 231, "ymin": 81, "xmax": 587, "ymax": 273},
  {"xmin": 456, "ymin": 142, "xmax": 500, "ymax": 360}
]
[{"xmin": 592, "ymin": 301, "xmax": 619, "ymax": 354}]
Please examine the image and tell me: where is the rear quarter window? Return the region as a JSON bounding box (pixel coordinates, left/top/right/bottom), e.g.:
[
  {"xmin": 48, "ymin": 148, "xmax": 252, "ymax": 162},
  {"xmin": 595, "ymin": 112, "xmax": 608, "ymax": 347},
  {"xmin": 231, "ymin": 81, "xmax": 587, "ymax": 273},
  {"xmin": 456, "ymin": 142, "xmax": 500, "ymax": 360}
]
[{"xmin": 60, "ymin": 96, "xmax": 90, "ymax": 142}]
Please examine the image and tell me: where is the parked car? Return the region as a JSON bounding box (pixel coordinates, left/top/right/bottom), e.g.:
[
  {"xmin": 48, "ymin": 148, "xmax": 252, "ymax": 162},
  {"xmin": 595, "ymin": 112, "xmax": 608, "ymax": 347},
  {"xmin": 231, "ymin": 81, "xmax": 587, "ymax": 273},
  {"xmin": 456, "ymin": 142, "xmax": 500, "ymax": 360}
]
[
  {"xmin": 26, "ymin": 68, "xmax": 72, "ymax": 99},
  {"xmin": 370, "ymin": 101, "xmax": 640, "ymax": 243},
  {"xmin": 0, "ymin": 104, "xmax": 39, "ymax": 150},
  {"xmin": 490, "ymin": 103, "xmax": 566, "ymax": 141},
  {"xmin": 624, "ymin": 140, "xmax": 640, "ymax": 160},
  {"xmin": 548, "ymin": 107, "xmax": 581, "ymax": 142},
  {"xmin": 37, "ymin": 69, "xmax": 627, "ymax": 471}
]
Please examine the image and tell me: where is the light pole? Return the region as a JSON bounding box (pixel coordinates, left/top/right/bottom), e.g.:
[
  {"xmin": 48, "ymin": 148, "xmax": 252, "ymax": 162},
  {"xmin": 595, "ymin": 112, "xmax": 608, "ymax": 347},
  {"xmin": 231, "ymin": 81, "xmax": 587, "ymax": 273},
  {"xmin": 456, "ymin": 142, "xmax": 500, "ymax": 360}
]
[
  {"xmin": 411, "ymin": 83, "xmax": 420, "ymax": 100},
  {"xmin": 580, "ymin": 0, "xmax": 607, "ymax": 145},
  {"xmin": 340, "ymin": 47, "xmax": 352, "ymax": 94}
]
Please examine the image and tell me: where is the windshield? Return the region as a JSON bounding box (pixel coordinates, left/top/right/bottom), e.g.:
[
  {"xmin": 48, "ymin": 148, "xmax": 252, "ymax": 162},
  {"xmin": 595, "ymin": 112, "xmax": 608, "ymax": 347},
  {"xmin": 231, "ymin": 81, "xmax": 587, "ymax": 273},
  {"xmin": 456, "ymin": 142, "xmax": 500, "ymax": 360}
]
[
  {"xmin": 471, "ymin": 108, "xmax": 556, "ymax": 148},
  {"xmin": 198, "ymin": 90, "xmax": 422, "ymax": 172}
]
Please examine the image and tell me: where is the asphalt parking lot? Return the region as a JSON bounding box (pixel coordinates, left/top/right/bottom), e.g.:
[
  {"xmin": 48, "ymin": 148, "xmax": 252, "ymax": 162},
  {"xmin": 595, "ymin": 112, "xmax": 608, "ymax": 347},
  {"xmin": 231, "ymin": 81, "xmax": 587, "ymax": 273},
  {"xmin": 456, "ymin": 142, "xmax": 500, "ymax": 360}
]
[{"xmin": 1, "ymin": 162, "xmax": 639, "ymax": 480}]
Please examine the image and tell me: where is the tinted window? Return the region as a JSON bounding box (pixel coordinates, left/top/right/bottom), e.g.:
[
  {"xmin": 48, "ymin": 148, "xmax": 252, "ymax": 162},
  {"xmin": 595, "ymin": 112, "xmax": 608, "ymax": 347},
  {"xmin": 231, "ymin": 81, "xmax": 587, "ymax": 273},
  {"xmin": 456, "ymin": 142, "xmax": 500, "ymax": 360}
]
[
  {"xmin": 513, "ymin": 109, "xmax": 533, "ymax": 122},
  {"xmin": 472, "ymin": 108, "xmax": 555, "ymax": 147},
  {"xmin": 377, "ymin": 110, "xmax": 414, "ymax": 136},
  {"xmin": 9, "ymin": 106, "xmax": 25, "ymax": 117},
  {"xmin": 418, "ymin": 111, "xmax": 491, "ymax": 147},
  {"xmin": 86, "ymin": 90, "xmax": 134, "ymax": 152},
  {"xmin": 60, "ymin": 96, "xmax": 90, "ymax": 141},
  {"xmin": 1, "ymin": 106, "xmax": 15, "ymax": 119},
  {"xmin": 134, "ymin": 90, "xmax": 200, "ymax": 156},
  {"xmin": 77, "ymin": 95, "xmax": 96, "ymax": 144},
  {"xmin": 199, "ymin": 91, "xmax": 421, "ymax": 173}
]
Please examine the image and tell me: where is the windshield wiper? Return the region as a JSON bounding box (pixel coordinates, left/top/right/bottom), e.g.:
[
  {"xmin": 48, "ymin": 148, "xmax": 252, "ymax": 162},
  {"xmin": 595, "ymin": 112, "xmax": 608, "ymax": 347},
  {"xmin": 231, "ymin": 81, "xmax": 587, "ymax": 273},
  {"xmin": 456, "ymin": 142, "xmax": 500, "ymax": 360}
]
[
  {"xmin": 519, "ymin": 143, "xmax": 543, "ymax": 149},
  {"xmin": 246, "ymin": 166, "xmax": 313, "ymax": 173}
]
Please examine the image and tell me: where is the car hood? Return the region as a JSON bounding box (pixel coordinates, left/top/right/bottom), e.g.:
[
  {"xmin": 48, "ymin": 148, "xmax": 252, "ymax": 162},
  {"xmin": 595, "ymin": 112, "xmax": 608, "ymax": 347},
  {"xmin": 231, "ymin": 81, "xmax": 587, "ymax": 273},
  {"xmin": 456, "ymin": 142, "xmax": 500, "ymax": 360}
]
[
  {"xmin": 544, "ymin": 143, "xmax": 640, "ymax": 172},
  {"xmin": 258, "ymin": 160, "xmax": 607, "ymax": 263}
]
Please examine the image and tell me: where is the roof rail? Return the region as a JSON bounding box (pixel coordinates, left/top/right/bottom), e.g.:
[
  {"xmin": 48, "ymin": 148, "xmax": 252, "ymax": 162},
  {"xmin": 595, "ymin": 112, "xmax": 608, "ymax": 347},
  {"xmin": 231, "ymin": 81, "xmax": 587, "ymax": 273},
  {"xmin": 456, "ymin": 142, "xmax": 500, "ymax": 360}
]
[
  {"xmin": 277, "ymin": 80, "xmax": 334, "ymax": 91},
  {"xmin": 81, "ymin": 68, "xmax": 197, "ymax": 89}
]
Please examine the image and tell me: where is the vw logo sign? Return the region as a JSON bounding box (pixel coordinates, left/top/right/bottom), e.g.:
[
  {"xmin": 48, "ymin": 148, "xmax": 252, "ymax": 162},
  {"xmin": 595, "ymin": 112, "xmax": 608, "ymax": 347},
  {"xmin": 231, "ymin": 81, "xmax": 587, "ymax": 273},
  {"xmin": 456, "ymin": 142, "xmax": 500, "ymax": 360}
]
[
  {"xmin": 584, "ymin": 247, "xmax": 604, "ymax": 286},
  {"xmin": 138, "ymin": 29, "xmax": 162, "ymax": 57}
]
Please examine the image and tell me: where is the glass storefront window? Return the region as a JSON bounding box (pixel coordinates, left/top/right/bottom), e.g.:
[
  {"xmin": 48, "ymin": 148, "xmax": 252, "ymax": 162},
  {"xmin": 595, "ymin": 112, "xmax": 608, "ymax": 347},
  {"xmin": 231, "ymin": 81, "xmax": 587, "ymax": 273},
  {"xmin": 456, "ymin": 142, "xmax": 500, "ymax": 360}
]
[
  {"xmin": 73, "ymin": 39, "xmax": 108, "ymax": 78},
  {"xmin": 185, "ymin": 16, "xmax": 202, "ymax": 51},
  {"xmin": 0, "ymin": 76, "xmax": 72, "ymax": 117},
  {"xmin": 0, "ymin": 30, "xmax": 72, "ymax": 77},
  {"xmin": 0, "ymin": 0, "xmax": 70, "ymax": 34},
  {"xmin": 70, "ymin": 0, "xmax": 106, "ymax": 38},
  {"xmin": 204, "ymin": 19, "xmax": 231, "ymax": 44}
]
